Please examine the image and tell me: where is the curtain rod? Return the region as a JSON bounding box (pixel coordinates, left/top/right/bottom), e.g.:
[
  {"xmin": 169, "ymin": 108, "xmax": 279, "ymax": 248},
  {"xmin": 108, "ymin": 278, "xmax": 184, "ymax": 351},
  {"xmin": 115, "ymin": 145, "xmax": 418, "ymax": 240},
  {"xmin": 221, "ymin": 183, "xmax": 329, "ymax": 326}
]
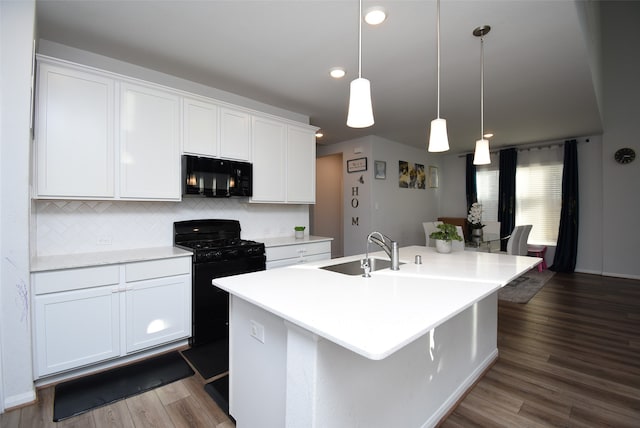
[{"xmin": 457, "ymin": 137, "xmax": 590, "ymax": 158}]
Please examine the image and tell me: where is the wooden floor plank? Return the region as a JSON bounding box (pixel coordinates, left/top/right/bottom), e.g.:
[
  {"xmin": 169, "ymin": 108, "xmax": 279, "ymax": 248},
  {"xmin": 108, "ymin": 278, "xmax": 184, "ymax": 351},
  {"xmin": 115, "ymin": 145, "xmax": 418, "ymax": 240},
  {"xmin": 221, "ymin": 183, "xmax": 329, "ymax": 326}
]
[
  {"xmin": 125, "ymin": 390, "xmax": 174, "ymax": 428},
  {"xmin": 90, "ymin": 400, "xmax": 134, "ymax": 428},
  {"xmin": 439, "ymin": 272, "xmax": 640, "ymax": 427}
]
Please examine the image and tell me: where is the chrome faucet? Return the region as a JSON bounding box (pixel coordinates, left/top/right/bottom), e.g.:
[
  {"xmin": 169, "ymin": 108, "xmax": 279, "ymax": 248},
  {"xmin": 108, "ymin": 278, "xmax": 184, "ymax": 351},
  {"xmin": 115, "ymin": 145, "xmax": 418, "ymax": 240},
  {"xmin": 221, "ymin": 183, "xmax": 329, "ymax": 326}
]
[{"xmin": 361, "ymin": 231, "xmax": 400, "ymax": 277}]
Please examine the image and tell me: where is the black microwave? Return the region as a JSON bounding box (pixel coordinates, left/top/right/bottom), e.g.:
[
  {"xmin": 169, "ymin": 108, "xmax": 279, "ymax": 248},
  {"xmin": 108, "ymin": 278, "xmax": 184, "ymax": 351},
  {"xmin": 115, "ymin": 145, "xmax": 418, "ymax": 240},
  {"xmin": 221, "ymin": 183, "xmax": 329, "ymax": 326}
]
[{"xmin": 182, "ymin": 155, "xmax": 252, "ymax": 197}]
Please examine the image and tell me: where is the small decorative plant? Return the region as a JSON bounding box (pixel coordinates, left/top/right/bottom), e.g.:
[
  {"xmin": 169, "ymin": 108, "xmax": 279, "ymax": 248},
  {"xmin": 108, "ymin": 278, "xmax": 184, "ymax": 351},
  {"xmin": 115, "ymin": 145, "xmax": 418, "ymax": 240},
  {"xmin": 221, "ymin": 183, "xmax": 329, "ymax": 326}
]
[
  {"xmin": 294, "ymin": 226, "xmax": 306, "ymax": 232},
  {"xmin": 429, "ymin": 223, "xmax": 462, "ymax": 242},
  {"xmin": 467, "ymin": 203, "xmax": 485, "ymax": 229}
]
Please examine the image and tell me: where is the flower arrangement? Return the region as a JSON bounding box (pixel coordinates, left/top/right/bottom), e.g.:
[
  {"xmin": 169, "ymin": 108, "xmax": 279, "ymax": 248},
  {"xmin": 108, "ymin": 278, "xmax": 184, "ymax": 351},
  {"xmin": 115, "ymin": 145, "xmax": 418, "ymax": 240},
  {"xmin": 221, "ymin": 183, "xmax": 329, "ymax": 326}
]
[{"xmin": 467, "ymin": 203, "xmax": 485, "ymax": 229}]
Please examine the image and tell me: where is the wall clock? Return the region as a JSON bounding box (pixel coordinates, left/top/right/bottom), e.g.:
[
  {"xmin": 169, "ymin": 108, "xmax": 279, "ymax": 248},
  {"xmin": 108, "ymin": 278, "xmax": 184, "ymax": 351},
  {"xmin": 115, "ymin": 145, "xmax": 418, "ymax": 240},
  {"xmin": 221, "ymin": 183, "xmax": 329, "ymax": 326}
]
[{"xmin": 614, "ymin": 147, "xmax": 635, "ymax": 164}]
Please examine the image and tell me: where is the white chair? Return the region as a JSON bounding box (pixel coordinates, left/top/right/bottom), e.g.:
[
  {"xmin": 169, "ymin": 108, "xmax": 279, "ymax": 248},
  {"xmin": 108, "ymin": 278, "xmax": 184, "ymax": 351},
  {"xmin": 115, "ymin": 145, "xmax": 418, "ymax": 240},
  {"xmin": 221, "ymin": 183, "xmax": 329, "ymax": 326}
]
[
  {"xmin": 483, "ymin": 221, "xmax": 501, "ymax": 252},
  {"xmin": 452, "ymin": 226, "xmax": 465, "ymax": 252},
  {"xmin": 518, "ymin": 225, "xmax": 532, "ymax": 255},
  {"xmin": 505, "ymin": 226, "xmax": 523, "ymax": 255},
  {"xmin": 502, "ymin": 225, "xmax": 533, "ymax": 255},
  {"xmin": 422, "ymin": 221, "xmax": 442, "ymax": 247}
]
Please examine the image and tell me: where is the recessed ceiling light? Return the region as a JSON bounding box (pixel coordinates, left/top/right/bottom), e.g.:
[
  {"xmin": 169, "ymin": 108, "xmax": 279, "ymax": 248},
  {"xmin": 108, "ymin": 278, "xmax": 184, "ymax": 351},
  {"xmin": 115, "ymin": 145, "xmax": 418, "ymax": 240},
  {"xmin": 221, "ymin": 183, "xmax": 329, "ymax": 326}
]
[
  {"xmin": 329, "ymin": 67, "xmax": 346, "ymax": 79},
  {"xmin": 315, "ymin": 131, "xmax": 324, "ymax": 138},
  {"xmin": 484, "ymin": 133, "xmax": 494, "ymax": 138},
  {"xmin": 364, "ymin": 7, "xmax": 387, "ymax": 25}
]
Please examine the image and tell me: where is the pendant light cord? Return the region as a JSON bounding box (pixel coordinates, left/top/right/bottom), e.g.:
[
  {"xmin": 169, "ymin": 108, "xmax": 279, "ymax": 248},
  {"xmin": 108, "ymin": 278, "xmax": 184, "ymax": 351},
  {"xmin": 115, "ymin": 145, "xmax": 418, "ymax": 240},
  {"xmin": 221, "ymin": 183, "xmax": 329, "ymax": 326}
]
[
  {"xmin": 480, "ymin": 35, "xmax": 484, "ymax": 138},
  {"xmin": 436, "ymin": 0, "xmax": 441, "ymax": 119},
  {"xmin": 358, "ymin": 0, "xmax": 362, "ymax": 78}
]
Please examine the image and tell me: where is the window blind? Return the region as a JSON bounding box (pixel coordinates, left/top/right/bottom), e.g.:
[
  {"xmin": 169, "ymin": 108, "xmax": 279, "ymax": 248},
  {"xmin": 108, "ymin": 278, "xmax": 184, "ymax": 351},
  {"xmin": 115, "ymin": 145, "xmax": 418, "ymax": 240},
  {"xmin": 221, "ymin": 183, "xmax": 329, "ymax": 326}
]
[{"xmin": 475, "ymin": 146, "xmax": 563, "ymax": 245}]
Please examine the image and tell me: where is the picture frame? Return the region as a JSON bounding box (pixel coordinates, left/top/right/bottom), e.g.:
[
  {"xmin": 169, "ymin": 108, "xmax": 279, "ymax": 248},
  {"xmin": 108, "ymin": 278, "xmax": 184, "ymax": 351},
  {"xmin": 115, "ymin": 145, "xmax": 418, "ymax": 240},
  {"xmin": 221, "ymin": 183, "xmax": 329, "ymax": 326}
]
[
  {"xmin": 347, "ymin": 157, "xmax": 367, "ymax": 173},
  {"xmin": 374, "ymin": 160, "xmax": 386, "ymax": 179},
  {"xmin": 428, "ymin": 166, "xmax": 439, "ymax": 188}
]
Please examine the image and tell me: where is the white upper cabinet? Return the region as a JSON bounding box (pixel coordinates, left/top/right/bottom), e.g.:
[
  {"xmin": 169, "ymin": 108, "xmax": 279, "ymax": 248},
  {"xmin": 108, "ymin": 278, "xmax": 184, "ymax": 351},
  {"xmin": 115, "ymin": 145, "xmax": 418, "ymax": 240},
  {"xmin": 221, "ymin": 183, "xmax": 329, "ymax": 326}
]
[
  {"xmin": 182, "ymin": 100, "xmax": 250, "ymax": 161},
  {"xmin": 251, "ymin": 116, "xmax": 287, "ymax": 202},
  {"xmin": 219, "ymin": 107, "xmax": 251, "ymax": 161},
  {"xmin": 251, "ymin": 116, "xmax": 317, "ymax": 204},
  {"xmin": 183, "ymin": 97, "xmax": 219, "ymax": 157},
  {"xmin": 119, "ymin": 82, "xmax": 181, "ymax": 200},
  {"xmin": 286, "ymin": 124, "xmax": 316, "ymax": 203},
  {"xmin": 35, "ymin": 62, "xmax": 115, "ymax": 198},
  {"xmin": 33, "ymin": 56, "xmax": 315, "ymax": 203}
]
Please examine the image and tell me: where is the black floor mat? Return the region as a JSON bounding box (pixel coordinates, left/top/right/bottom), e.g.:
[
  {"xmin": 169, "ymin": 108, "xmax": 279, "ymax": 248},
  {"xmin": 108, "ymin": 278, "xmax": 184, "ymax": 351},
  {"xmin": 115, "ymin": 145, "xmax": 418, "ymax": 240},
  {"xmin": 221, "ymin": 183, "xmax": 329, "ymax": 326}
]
[
  {"xmin": 205, "ymin": 375, "xmax": 230, "ymax": 417},
  {"xmin": 181, "ymin": 340, "xmax": 228, "ymax": 380},
  {"xmin": 53, "ymin": 351, "xmax": 194, "ymax": 422}
]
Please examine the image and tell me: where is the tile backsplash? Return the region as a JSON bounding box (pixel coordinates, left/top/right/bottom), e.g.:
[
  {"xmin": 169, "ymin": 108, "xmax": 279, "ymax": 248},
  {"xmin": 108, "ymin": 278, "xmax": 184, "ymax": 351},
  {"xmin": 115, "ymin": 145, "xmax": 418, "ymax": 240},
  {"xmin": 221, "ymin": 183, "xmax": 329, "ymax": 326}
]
[{"xmin": 34, "ymin": 198, "xmax": 309, "ymax": 256}]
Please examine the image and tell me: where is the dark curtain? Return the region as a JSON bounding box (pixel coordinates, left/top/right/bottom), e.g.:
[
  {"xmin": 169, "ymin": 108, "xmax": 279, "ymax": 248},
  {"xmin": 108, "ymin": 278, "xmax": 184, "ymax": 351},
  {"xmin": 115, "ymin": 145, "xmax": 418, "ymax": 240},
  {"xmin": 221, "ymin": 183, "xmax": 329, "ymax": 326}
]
[
  {"xmin": 550, "ymin": 140, "xmax": 579, "ymax": 272},
  {"xmin": 465, "ymin": 153, "xmax": 477, "ymax": 211},
  {"xmin": 498, "ymin": 148, "xmax": 517, "ymax": 251}
]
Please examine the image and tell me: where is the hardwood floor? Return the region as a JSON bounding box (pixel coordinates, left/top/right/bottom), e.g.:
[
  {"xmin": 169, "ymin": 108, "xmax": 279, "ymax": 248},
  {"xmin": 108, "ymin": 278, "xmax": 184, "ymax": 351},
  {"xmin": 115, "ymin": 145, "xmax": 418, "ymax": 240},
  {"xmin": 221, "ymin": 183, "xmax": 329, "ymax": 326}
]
[
  {"xmin": 0, "ymin": 357, "xmax": 234, "ymax": 428},
  {"xmin": 2, "ymin": 272, "xmax": 639, "ymax": 427},
  {"xmin": 440, "ymin": 272, "xmax": 640, "ymax": 427}
]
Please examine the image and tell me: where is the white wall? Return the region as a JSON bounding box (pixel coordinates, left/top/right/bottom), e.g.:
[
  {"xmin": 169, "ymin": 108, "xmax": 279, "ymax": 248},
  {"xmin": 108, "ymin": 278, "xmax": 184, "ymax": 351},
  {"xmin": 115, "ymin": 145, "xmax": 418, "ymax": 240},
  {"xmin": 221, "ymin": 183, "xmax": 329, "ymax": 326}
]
[
  {"xmin": 1, "ymin": 0, "xmax": 37, "ymax": 410},
  {"xmin": 312, "ymin": 154, "xmax": 344, "ymax": 258},
  {"xmin": 370, "ymin": 136, "xmax": 441, "ymax": 246},
  {"xmin": 318, "ymin": 136, "xmax": 442, "ymax": 256},
  {"xmin": 601, "ymin": 1, "xmax": 640, "ymax": 279}
]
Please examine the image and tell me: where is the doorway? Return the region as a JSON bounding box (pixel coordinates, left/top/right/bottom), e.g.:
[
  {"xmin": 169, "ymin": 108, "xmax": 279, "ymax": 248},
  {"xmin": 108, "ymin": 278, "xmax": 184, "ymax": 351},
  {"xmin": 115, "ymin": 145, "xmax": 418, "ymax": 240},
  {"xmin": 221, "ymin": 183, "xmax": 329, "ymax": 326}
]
[{"xmin": 311, "ymin": 153, "xmax": 344, "ymax": 258}]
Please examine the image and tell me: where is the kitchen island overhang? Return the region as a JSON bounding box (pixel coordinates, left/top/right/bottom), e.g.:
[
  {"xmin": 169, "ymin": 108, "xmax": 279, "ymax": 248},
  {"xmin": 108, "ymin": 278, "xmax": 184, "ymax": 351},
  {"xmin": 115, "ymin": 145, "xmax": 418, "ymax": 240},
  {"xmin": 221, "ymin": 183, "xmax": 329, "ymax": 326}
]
[{"xmin": 214, "ymin": 245, "xmax": 540, "ymax": 428}]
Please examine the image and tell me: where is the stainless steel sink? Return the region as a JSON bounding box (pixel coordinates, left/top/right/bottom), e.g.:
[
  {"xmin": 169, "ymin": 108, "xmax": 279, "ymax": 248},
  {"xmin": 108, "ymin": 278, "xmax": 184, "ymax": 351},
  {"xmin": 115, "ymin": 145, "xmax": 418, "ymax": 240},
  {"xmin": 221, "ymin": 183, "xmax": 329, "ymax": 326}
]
[{"xmin": 320, "ymin": 258, "xmax": 403, "ymax": 276}]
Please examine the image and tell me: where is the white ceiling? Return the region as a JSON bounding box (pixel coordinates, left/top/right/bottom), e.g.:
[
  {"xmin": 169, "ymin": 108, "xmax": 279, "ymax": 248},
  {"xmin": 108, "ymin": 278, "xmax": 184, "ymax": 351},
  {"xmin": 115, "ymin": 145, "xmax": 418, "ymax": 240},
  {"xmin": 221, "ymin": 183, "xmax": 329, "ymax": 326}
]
[{"xmin": 35, "ymin": 0, "xmax": 603, "ymax": 153}]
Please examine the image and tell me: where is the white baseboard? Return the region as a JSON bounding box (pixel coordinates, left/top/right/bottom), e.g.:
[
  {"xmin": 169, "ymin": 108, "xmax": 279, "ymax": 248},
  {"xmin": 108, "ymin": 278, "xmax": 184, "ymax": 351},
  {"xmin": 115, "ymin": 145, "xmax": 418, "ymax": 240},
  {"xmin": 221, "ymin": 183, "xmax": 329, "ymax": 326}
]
[
  {"xmin": 3, "ymin": 389, "xmax": 37, "ymax": 412},
  {"xmin": 602, "ymin": 271, "xmax": 640, "ymax": 281}
]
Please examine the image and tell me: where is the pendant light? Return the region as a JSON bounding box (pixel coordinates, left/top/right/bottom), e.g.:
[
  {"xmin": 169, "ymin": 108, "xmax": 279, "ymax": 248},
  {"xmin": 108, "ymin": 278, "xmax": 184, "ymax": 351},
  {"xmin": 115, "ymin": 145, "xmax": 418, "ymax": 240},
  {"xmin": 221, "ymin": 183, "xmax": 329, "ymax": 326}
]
[
  {"xmin": 347, "ymin": 0, "xmax": 374, "ymax": 128},
  {"xmin": 473, "ymin": 25, "xmax": 491, "ymax": 165},
  {"xmin": 428, "ymin": 0, "xmax": 449, "ymax": 152}
]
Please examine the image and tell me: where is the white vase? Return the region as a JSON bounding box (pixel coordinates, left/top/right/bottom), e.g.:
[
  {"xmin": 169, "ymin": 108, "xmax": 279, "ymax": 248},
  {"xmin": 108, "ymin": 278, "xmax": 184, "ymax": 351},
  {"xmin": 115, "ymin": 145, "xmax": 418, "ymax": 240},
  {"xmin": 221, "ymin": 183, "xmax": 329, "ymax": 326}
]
[
  {"xmin": 435, "ymin": 239, "xmax": 452, "ymax": 254},
  {"xmin": 295, "ymin": 230, "xmax": 304, "ymax": 239}
]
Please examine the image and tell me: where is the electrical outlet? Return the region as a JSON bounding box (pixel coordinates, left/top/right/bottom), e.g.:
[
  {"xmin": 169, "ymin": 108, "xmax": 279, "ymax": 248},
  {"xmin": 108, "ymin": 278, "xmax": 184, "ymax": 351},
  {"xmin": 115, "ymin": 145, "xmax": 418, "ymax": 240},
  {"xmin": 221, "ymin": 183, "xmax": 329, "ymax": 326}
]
[{"xmin": 250, "ymin": 320, "xmax": 265, "ymax": 343}]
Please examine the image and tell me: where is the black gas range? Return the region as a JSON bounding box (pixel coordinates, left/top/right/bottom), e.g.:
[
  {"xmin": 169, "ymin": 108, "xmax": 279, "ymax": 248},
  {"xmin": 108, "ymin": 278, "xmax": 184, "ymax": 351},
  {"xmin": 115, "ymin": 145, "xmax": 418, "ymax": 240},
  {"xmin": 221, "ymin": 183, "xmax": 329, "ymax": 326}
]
[
  {"xmin": 174, "ymin": 219, "xmax": 265, "ymax": 417},
  {"xmin": 174, "ymin": 219, "xmax": 266, "ymax": 346}
]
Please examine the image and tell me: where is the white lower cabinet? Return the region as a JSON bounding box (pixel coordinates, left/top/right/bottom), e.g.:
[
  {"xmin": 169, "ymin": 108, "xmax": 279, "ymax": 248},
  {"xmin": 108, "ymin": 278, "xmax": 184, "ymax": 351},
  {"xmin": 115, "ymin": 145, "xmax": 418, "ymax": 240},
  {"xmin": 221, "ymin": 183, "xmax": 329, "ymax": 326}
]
[
  {"xmin": 125, "ymin": 275, "xmax": 191, "ymax": 353},
  {"xmin": 33, "ymin": 285, "xmax": 121, "ymax": 376},
  {"xmin": 265, "ymin": 240, "xmax": 332, "ymax": 269},
  {"xmin": 32, "ymin": 257, "xmax": 191, "ymax": 378}
]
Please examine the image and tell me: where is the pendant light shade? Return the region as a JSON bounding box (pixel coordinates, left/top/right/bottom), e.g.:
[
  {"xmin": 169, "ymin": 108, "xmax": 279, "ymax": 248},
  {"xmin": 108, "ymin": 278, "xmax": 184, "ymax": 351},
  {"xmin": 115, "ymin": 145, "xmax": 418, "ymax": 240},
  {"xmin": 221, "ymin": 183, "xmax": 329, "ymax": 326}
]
[
  {"xmin": 428, "ymin": 118, "xmax": 449, "ymax": 152},
  {"xmin": 473, "ymin": 25, "xmax": 491, "ymax": 165},
  {"xmin": 347, "ymin": 78, "xmax": 374, "ymax": 128},
  {"xmin": 347, "ymin": 0, "xmax": 374, "ymax": 128},
  {"xmin": 473, "ymin": 138, "xmax": 491, "ymax": 165},
  {"xmin": 428, "ymin": 0, "xmax": 449, "ymax": 152}
]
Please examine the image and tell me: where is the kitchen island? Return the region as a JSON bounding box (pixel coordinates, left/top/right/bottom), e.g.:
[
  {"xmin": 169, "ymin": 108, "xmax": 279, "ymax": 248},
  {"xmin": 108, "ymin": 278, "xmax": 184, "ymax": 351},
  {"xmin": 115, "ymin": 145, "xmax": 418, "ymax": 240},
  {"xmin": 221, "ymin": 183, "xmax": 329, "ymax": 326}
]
[{"xmin": 213, "ymin": 245, "xmax": 540, "ymax": 428}]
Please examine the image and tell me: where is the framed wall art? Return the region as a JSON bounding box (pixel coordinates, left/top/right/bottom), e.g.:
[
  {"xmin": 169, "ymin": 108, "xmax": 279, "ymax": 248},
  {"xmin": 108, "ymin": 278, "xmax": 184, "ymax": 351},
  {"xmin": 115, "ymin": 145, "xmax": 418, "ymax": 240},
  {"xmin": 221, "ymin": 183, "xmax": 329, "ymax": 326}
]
[
  {"xmin": 374, "ymin": 160, "xmax": 386, "ymax": 179},
  {"xmin": 428, "ymin": 165, "xmax": 439, "ymax": 188},
  {"xmin": 347, "ymin": 157, "xmax": 367, "ymax": 173}
]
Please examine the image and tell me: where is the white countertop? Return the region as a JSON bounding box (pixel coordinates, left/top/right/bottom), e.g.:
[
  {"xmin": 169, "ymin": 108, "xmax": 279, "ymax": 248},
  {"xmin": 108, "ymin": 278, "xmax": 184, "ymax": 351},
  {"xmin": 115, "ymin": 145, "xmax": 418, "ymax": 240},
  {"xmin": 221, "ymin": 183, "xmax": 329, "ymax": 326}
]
[
  {"xmin": 31, "ymin": 246, "xmax": 193, "ymax": 272},
  {"xmin": 258, "ymin": 235, "xmax": 333, "ymax": 248},
  {"xmin": 213, "ymin": 245, "xmax": 540, "ymax": 360}
]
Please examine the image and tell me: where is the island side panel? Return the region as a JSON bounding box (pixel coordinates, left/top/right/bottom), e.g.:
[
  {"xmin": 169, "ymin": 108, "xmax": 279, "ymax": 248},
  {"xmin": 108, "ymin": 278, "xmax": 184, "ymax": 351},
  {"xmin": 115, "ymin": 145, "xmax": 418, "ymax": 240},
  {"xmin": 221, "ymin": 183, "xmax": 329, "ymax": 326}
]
[
  {"xmin": 229, "ymin": 291, "xmax": 498, "ymax": 428},
  {"xmin": 229, "ymin": 296, "xmax": 287, "ymax": 428},
  {"xmin": 312, "ymin": 293, "xmax": 498, "ymax": 428}
]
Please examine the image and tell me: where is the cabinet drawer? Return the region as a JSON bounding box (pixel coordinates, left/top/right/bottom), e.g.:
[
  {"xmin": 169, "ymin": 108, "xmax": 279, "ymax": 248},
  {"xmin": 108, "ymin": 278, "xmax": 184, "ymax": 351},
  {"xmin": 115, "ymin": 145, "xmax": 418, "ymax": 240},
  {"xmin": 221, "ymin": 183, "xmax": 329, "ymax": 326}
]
[
  {"xmin": 33, "ymin": 265, "xmax": 120, "ymax": 295},
  {"xmin": 266, "ymin": 241, "xmax": 331, "ymax": 262},
  {"xmin": 266, "ymin": 252, "xmax": 331, "ymax": 269},
  {"xmin": 125, "ymin": 257, "xmax": 191, "ymax": 282}
]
